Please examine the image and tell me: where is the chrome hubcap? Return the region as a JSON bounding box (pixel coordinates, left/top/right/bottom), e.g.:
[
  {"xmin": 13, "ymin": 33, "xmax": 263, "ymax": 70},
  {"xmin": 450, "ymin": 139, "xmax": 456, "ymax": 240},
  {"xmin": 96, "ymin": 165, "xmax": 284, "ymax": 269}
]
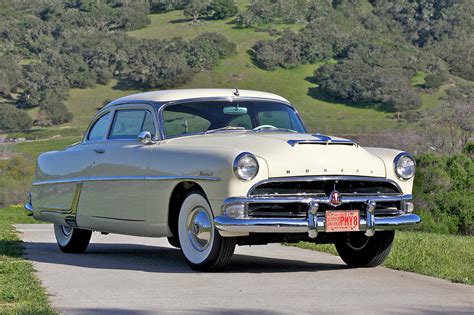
[
  {"xmin": 61, "ymin": 225, "xmax": 73, "ymax": 237},
  {"xmin": 187, "ymin": 207, "xmax": 212, "ymax": 252}
]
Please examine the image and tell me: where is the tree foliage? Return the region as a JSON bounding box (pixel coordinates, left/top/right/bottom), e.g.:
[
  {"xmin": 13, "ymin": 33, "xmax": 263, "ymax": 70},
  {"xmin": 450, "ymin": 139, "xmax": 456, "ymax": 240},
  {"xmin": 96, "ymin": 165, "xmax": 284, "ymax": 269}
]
[
  {"xmin": 314, "ymin": 60, "xmax": 422, "ymax": 112},
  {"xmin": 419, "ymin": 85, "xmax": 474, "ymax": 154},
  {"xmin": 0, "ymin": 105, "xmax": 33, "ymax": 131},
  {"xmin": 0, "ymin": 56, "xmax": 22, "ymax": 98},
  {"xmin": 208, "ymin": 0, "xmax": 238, "ymax": 20},
  {"xmin": 237, "ymin": 0, "xmax": 311, "ymax": 27},
  {"xmin": 0, "ymin": 0, "xmax": 237, "ymax": 128},
  {"xmin": 414, "ymin": 150, "xmax": 473, "ymax": 235},
  {"xmin": 247, "ymin": 0, "xmax": 471, "ymax": 112}
]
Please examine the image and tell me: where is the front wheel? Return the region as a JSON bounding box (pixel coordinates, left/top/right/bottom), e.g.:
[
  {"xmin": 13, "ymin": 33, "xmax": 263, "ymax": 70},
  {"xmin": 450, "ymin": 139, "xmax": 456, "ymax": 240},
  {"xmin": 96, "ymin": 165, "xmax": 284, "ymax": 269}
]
[
  {"xmin": 54, "ymin": 224, "xmax": 92, "ymax": 253},
  {"xmin": 335, "ymin": 231, "xmax": 395, "ymax": 267},
  {"xmin": 178, "ymin": 192, "xmax": 236, "ymax": 271}
]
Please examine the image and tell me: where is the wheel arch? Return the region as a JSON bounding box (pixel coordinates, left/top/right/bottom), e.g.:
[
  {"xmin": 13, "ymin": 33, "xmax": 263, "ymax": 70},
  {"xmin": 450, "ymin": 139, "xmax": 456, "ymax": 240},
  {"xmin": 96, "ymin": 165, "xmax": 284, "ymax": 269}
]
[{"xmin": 168, "ymin": 181, "xmax": 207, "ymax": 238}]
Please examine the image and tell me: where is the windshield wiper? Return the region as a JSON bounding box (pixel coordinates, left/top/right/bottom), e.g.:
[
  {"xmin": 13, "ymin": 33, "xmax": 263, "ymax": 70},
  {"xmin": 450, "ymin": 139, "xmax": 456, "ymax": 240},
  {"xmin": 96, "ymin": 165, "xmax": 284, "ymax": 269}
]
[
  {"xmin": 205, "ymin": 126, "xmax": 247, "ymax": 134},
  {"xmin": 253, "ymin": 127, "xmax": 298, "ymax": 133}
]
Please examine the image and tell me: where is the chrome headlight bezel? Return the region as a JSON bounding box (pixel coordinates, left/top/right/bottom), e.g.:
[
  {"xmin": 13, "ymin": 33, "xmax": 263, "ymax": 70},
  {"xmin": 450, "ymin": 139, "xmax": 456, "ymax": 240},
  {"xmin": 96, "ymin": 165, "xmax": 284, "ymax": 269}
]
[
  {"xmin": 393, "ymin": 152, "xmax": 416, "ymax": 180},
  {"xmin": 233, "ymin": 152, "xmax": 259, "ymax": 181}
]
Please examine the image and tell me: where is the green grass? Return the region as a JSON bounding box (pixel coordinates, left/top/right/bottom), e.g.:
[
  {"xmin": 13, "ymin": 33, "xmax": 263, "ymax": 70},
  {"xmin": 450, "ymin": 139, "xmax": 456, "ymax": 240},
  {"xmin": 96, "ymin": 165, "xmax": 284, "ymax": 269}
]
[
  {"xmin": 411, "ymin": 71, "xmax": 426, "ymax": 87},
  {"xmin": 6, "ymin": 126, "xmax": 84, "ymax": 141},
  {"xmin": 0, "ymin": 205, "xmax": 55, "ymax": 314},
  {"xmin": 4, "ymin": 137, "xmax": 82, "ymax": 159},
  {"xmin": 292, "ymin": 231, "xmax": 474, "ymax": 285},
  {"xmin": 65, "ymin": 79, "xmax": 141, "ymax": 127}
]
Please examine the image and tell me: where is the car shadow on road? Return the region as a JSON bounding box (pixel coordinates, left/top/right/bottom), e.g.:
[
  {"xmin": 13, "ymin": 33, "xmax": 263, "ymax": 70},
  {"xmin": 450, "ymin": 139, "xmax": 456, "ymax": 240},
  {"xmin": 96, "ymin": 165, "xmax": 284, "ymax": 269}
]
[
  {"xmin": 23, "ymin": 242, "xmax": 347, "ymax": 274},
  {"xmin": 62, "ymin": 307, "xmax": 287, "ymax": 315}
]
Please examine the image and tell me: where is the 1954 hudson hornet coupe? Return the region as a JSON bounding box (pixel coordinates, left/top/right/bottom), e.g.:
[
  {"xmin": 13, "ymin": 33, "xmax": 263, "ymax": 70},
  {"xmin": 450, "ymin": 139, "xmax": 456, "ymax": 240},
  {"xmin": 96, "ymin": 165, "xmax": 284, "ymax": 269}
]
[{"xmin": 26, "ymin": 89, "xmax": 421, "ymax": 271}]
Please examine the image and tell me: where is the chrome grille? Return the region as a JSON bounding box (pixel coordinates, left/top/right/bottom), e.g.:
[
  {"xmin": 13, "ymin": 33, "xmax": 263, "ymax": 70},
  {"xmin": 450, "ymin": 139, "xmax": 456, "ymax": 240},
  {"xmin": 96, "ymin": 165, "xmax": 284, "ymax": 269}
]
[
  {"xmin": 247, "ymin": 176, "xmax": 403, "ymax": 218},
  {"xmin": 249, "ymin": 176, "xmax": 401, "ymax": 197}
]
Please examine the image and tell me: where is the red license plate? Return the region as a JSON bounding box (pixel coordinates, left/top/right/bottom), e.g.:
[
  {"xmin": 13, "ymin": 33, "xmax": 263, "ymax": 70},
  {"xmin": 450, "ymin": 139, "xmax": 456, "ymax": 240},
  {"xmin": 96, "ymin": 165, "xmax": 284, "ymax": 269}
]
[{"xmin": 325, "ymin": 210, "xmax": 360, "ymax": 232}]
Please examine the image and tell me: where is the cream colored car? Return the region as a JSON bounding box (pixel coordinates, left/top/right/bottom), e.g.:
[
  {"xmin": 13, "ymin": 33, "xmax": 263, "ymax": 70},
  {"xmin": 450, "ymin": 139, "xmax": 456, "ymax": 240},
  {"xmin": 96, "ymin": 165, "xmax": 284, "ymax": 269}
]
[{"xmin": 26, "ymin": 89, "xmax": 420, "ymax": 271}]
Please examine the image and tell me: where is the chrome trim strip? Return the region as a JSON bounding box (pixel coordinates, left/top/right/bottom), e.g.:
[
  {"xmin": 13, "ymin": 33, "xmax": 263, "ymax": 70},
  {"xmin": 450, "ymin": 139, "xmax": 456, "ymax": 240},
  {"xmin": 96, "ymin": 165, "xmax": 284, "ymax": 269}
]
[
  {"xmin": 224, "ymin": 194, "xmax": 412, "ymax": 206},
  {"xmin": 248, "ymin": 175, "xmax": 403, "ymax": 196},
  {"xmin": 91, "ymin": 216, "xmax": 145, "ymax": 222},
  {"xmin": 287, "ymin": 139, "xmax": 358, "ymax": 147},
  {"xmin": 214, "ymin": 213, "xmax": 421, "ymax": 234},
  {"xmin": 32, "ymin": 175, "xmax": 221, "ymax": 186}
]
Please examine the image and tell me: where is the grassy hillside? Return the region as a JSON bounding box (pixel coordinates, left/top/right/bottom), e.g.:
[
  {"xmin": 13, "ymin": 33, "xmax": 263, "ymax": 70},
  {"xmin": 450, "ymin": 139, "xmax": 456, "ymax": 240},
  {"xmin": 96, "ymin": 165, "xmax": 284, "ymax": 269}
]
[{"xmin": 61, "ymin": 5, "xmax": 446, "ymax": 135}]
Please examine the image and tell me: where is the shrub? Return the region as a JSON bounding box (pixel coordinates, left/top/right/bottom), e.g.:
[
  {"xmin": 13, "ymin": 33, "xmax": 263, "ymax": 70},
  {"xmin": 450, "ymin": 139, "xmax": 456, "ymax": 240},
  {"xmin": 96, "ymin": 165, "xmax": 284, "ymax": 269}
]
[
  {"xmin": 209, "ymin": 0, "xmax": 238, "ymax": 20},
  {"xmin": 413, "ymin": 151, "xmax": 473, "ymax": 235},
  {"xmin": 314, "ymin": 60, "xmax": 422, "ymax": 112},
  {"xmin": 424, "ymin": 72, "xmax": 447, "ymax": 89},
  {"xmin": 0, "ymin": 105, "xmax": 33, "ymax": 131}
]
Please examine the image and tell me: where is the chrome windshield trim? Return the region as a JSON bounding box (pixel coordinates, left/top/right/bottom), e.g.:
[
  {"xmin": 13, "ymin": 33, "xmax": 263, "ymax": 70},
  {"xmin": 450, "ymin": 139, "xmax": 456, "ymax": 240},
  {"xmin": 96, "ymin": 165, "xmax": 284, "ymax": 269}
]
[
  {"xmin": 32, "ymin": 175, "xmax": 221, "ymax": 186},
  {"xmin": 248, "ymin": 175, "xmax": 403, "ymax": 196}
]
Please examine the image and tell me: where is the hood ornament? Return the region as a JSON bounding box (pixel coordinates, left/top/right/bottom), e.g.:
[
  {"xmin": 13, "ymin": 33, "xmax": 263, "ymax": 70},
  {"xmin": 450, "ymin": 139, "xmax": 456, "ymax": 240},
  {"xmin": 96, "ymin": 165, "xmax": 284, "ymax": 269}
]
[{"xmin": 329, "ymin": 190, "xmax": 342, "ymax": 207}]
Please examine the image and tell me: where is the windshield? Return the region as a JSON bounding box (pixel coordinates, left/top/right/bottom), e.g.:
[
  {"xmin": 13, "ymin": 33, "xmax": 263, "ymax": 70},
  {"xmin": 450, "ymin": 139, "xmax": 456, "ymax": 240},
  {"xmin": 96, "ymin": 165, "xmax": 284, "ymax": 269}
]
[{"xmin": 162, "ymin": 100, "xmax": 306, "ymax": 138}]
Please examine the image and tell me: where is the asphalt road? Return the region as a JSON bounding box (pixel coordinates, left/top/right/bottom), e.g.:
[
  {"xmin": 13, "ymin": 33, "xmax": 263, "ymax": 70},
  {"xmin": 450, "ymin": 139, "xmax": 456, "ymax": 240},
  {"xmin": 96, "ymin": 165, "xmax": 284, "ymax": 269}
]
[{"xmin": 16, "ymin": 224, "xmax": 473, "ymax": 315}]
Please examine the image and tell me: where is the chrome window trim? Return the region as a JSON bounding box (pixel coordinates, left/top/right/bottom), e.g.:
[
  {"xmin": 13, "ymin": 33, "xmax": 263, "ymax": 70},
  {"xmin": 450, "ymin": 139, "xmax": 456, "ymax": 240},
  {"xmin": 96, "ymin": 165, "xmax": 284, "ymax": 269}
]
[
  {"xmin": 83, "ymin": 111, "xmax": 113, "ymax": 143},
  {"xmin": 107, "ymin": 103, "xmax": 160, "ymax": 141},
  {"xmin": 157, "ymin": 97, "xmax": 305, "ymax": 140},
  {"xmin": 248, "ymin": 175, "xmax": 403, "ymax": 196},
  {"xmin": 32, "ymin": 175, "xmax": 221, "ymax": 186},
  {"xmin": 107, "ymin": 107, "xmax": 158, "ymax": 141},
  {"xmin": 84, "ymin": 102, "xmax": 161, "ymax": 144}
]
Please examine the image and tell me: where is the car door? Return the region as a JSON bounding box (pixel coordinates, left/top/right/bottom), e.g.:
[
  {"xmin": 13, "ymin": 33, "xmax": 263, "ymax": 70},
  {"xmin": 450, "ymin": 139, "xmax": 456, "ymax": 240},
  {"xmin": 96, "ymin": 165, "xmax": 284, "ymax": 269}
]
[{"xmin": 77, "ymin": 104, "xmax": 157, "ymax": 233}]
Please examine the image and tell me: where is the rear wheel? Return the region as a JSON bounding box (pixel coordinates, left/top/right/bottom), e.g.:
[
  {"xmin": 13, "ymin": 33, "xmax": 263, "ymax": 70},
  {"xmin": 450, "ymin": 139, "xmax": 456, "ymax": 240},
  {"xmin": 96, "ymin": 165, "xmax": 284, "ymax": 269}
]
[
  {"xmin": 335, "ymin": 231, "xmax": 395, "ymax": 267},
  {"xmin": 177, "ymin": 192, "xmax": 236, "ymax": 271},
  {"xmin": 54, "ymin": 224, "xmax": 92, "ymax": 253}
]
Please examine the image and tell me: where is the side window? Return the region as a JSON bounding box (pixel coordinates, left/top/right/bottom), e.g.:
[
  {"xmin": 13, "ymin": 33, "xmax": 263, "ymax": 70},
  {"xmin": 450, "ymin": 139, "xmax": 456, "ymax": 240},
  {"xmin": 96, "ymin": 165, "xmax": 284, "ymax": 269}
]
[
  {"xmin": 109, "ymin": 110, "xmax": 155, "ymax": 140},
  {"xmin": 257, "ymin": 111, "xmax": 293, "ymax": 129},
  {"xmin": 88, "ymin": 113, "xmax": 111, "ymax": 141}
]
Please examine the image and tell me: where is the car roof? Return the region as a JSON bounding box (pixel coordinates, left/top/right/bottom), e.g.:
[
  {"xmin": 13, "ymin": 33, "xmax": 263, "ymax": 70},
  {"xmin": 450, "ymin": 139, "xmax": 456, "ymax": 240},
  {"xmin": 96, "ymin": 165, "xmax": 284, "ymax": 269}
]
[{"xmin": 106, "ymin": 89, "xmax": 290, "ymax": 106}]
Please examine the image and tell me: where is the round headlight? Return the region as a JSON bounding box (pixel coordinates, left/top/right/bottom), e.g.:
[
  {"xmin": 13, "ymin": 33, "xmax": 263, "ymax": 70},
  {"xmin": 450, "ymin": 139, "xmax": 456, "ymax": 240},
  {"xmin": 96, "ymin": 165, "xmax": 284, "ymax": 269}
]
[
  {"xmin": 394, "ymin": 153, "xmax": 416, "ymax": 180},
  {"xmin": 233, "ymin": 152, "xmax": 259, "ymax": 181}
]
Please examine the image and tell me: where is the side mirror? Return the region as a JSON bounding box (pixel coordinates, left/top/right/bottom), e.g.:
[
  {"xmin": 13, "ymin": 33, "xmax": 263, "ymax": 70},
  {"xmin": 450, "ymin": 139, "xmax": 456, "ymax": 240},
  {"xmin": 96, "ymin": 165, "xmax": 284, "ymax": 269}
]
[{"xmin": 138, "ymin": 131, "xmax": 156, "ymax": 145}]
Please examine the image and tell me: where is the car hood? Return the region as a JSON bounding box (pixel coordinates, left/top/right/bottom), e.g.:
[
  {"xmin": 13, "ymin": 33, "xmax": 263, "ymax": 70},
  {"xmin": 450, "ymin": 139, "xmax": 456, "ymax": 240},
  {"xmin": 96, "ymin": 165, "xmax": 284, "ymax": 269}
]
[{"xmin": 163, "ymin": 132, "xmax": 386, "ymax": 178}]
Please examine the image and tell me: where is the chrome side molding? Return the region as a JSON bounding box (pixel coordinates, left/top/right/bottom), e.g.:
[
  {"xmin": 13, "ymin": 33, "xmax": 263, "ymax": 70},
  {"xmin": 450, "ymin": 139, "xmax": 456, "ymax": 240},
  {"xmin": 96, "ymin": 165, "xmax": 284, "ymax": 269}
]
[{"xmin": 32, "ymin": 175, "xmax": 221, "ymax": 186}]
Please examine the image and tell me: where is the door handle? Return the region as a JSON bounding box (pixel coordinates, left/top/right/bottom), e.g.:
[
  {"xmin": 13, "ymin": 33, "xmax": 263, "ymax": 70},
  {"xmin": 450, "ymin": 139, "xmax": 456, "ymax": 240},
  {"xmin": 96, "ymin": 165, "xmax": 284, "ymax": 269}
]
[{"xmin": 93, "ymin": 148, "xmax": 105, "ymax": 154}]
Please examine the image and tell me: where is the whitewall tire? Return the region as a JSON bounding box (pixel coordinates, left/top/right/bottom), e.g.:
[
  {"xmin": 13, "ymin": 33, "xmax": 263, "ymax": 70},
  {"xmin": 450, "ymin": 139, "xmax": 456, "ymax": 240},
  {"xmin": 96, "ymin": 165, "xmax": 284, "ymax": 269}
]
[
  {"xmin": 53, "ymin": 224, "xmax": 92, "ymax": 253},
  {"xmin": 178, "ymin": 192, "xmax": 236, "ymax": 271}
]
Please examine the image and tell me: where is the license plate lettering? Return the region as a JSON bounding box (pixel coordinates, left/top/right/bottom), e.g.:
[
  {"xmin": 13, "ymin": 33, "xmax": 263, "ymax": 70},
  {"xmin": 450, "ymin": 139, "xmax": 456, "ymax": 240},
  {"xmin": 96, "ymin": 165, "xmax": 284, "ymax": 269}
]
[{"xmin": 325, "ymin": 210, "xmax": 360, "ymax": 232}]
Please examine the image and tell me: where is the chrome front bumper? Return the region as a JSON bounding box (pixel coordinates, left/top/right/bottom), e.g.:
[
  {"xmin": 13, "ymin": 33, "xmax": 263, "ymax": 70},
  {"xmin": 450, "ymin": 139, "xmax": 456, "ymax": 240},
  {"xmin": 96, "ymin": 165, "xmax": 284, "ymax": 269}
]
[{"xmin": 214, "ymin": 195, "xmax": 421, "ymax": 238}]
